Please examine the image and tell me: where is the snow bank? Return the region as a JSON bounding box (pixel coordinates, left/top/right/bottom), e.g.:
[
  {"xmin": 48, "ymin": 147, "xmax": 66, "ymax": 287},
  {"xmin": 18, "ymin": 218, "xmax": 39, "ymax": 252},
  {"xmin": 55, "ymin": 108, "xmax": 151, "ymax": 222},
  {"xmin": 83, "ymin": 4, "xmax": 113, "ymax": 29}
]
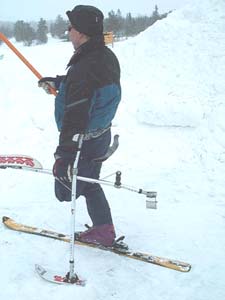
[{"xmin": 114, "ymin": 0, "xmax": 225, "ymax": 128}]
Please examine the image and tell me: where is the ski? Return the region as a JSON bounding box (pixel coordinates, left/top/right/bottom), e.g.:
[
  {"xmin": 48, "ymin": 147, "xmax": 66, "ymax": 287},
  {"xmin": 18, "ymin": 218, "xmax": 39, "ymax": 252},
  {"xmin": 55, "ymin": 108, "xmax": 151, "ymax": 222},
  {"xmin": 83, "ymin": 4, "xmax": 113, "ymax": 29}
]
[
  {"xmin": 3, "ymin": 216, "xmax": 191, "ymax": 272},
  {"xmin": 35, "ymin": 264, "xmax": 86, "ymax": 286},
  {"xmin": 0, "ymin": 155, "xmax": 42, "ymax": 169}
]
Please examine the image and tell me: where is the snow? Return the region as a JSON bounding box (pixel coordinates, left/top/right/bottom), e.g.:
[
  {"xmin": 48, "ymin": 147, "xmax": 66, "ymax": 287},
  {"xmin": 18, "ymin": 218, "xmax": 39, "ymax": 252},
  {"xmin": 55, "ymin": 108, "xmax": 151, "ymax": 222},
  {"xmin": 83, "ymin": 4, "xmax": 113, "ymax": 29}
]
[{"xmin": 1, "ymin": 0, "xmax": 225, "ymax": 298}]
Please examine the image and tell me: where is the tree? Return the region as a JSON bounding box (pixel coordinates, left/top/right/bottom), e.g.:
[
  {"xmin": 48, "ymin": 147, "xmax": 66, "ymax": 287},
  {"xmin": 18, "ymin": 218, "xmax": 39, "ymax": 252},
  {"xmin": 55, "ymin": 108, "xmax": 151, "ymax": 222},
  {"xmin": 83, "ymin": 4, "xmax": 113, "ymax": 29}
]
[
  {"xmin": 50, "ymin": 15, "xmax": 68, "ymax": 38},
  {"xmin": 103, "ymin": 6, "xmax": 171, "ymax": 38},
  {"xmin": 104, "ymin": 9, "xmax": 125, "ymax": 37},
  {"xmin": 0, "ymin": 24, "xmax": 14, "ymax": 39},
  {"xmin": 23, "ymin": 23, "xmax": 36, "ymax": 46},
  {"xmin": 152, "ymin": 5, "xmax": 159, "ymax": 20},
  {"xmin": 124, "ymin": 13, "xmax": 136, "ymax": 36},
  {"xmin": 14, "ymin": 20, "xmax": 36, "ymax": 46},
  {"xmin": 36, "ymin": 18, "xmax": 48, "ymax": 44},
  {"xmin": 14, "ymin": 21, "xmax": 25, "ymax": 42},
  {"xmin": 150, "ymin": 5, "xmax": 160, "ymax": 25}
]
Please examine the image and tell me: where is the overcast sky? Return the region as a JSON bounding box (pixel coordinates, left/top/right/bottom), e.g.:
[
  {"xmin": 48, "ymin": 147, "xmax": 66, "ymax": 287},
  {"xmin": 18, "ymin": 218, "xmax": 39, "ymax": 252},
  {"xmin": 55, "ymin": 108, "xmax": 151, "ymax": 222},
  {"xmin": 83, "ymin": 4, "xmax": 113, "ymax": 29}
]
[{"xmin": 1, "ymin": 0, "xmax": 189, "ymax": 22}]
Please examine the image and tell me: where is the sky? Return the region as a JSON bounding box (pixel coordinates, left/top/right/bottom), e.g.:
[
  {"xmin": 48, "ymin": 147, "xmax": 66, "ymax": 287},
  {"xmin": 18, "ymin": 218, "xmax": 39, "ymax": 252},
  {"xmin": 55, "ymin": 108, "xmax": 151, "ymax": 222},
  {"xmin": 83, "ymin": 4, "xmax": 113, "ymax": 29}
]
[{"xmin": 0, "ymin": 0, "xmax": 189, "ymax": 22}]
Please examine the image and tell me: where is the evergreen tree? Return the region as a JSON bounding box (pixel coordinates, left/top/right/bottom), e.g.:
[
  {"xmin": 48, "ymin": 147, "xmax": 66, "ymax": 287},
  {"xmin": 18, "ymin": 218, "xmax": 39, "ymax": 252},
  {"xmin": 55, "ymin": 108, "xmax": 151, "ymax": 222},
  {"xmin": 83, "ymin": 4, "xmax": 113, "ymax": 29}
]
[
  {"xmin": 135, "ymin": 16, "xmax": 150, "ymax": 34},
  {"xmin": 104, "ymin": 9, "xmax": 125, "ymax": 36},
  {"xmin": 0, "ymin": 24, "xmax": 14, "ymax": 38},
  {"xmin": 23, "ymin": 23, "xmax": 36, "ymax": 46},
  {"xmin": 36, "ymin": 18, "xmax": 48, "ymax": 44},
  {"xmin": 50, "ymin": 15, "xmax": 68, "ymax": 38},
  {"xmin": 149, "ymin": 4, "xmax": 160, "ymax": 25},
  {"xmin": 14, "ymin": 21, "xmax": 25, "ymax": 42},
  {"xmin": 103, "ymin": 5, "xmax": 171, "ymax": 38},
  {"xmin": 124, "ymin": 13, "xmax": 136, "ymax": 36},
  {"xmin": 14, "ymin": 20, "xmax": 35, "ymax": 46},
  {"xmin": 152, "ymin": 5, "xmax": 159, "ymax": 20}
]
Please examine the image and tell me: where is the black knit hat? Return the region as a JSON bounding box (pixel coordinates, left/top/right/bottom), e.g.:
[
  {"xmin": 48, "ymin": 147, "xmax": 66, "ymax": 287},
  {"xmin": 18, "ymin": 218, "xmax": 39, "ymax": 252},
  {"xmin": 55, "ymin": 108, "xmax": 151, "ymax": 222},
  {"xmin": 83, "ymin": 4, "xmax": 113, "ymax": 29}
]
[{"xmin": 66, "ymin": 5, "xmax": 104, "ymax": 37}]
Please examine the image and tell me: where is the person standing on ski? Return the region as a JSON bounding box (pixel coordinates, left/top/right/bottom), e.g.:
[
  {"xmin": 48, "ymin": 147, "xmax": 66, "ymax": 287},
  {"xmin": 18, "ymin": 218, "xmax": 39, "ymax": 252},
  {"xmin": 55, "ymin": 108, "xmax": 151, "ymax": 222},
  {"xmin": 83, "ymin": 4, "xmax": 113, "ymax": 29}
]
[{"xmin": 38, "ymin": 5, "xmax": 121, "ymax": 247}]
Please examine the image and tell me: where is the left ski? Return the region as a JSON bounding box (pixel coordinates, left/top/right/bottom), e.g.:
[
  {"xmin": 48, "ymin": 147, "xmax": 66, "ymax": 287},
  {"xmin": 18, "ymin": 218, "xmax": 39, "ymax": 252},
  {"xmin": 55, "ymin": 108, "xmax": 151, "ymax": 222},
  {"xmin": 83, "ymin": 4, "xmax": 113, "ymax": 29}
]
[{"xmin": 3, "ymin": 216, "xmax": 191, "ymax": 272}]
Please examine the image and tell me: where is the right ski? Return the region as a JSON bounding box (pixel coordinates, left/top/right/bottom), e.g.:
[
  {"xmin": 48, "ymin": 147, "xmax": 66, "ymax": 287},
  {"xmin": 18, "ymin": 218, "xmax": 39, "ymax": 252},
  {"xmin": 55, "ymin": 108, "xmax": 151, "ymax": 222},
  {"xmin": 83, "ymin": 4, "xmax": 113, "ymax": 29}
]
[{"xmin": 3, "ymin": 216, "xmax": 191, "ymax": 272}]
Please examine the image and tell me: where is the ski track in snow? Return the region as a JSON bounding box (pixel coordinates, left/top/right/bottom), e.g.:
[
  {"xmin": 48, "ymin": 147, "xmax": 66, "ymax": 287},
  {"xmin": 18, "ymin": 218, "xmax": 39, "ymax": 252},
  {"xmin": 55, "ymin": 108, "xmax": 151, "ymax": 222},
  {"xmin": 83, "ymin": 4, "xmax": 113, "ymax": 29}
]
[{"xmin": 1, "ymin": 0, "xmax": 225, "ymax": 299}]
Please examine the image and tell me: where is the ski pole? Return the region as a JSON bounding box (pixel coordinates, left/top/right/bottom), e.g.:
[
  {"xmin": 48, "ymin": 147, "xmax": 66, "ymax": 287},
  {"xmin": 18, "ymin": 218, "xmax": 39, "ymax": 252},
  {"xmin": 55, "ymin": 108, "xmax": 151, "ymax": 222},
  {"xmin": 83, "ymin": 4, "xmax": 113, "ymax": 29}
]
[
  {"xmin": 0, "ymin": 164, "xmax": 157, "ymax": 208},
  {"xmin": 0, "ymin": 153, "xmax": 157, "ymax": 208},
  {"xmin": 0, "ymin": 32, "xmax": 57, "ymax": 96},
  {"xmin": 68, "ymin": 134, "xmax": 84, "ymax": 283}
]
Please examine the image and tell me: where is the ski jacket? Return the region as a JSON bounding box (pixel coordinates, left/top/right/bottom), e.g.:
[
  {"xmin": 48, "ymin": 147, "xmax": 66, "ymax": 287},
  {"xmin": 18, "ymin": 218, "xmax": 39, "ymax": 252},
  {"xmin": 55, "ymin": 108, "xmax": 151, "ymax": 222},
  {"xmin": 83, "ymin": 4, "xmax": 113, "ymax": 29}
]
[{"xmin": 57, "ymin": 36, "xmax": 121, "ymax": 147}]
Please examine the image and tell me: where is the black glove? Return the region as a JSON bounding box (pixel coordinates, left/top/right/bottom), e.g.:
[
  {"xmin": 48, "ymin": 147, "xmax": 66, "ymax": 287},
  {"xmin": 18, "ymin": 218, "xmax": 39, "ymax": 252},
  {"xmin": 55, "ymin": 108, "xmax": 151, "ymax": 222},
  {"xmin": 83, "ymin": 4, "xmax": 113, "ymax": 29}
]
[
  {"xmin": 38, "ymin": 75, "xmax": 65, "ymax": 94},
  {"xmin": 53, "ymin": 145, "xmax": 77, "ymax": 183},
  {"xmin": 53, "ymin": 158, "xmax": 73, "ymax": 183}
]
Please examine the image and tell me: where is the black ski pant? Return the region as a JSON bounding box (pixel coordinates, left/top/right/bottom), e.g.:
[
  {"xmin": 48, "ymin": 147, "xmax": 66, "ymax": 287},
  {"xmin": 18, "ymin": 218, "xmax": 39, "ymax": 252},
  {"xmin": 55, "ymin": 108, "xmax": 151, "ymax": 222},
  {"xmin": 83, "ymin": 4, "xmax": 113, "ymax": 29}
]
[{"xmin": 54, "ymin": 129, "xmax": 113, "ymax": 226}]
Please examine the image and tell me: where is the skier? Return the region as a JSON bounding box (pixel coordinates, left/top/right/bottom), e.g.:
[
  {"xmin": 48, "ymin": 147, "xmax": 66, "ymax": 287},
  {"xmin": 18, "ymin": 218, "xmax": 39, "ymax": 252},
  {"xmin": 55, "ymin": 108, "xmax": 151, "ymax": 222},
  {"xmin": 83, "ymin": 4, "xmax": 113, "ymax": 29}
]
[{"xmin": 38, "ymin": 5, "xmax": 121, "ymax": 247}]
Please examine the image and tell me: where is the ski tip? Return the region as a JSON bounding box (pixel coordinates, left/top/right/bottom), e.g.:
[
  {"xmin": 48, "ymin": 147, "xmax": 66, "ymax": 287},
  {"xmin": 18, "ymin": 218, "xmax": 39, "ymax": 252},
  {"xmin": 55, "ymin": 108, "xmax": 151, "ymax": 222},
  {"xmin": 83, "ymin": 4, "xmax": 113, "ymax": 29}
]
[
  {"xmin": 184, "ymin": 264, "xmax": 192, "ymax": 272},
  {"xmin": 2, "ymin": 216, "xmax": 10, "ymax": 223},
  {"xmin": 35, "ymin": 264, "xmax": 86, "ymax": 286},
  {"xmin": 0, "ymin": 155, "xmax": 43, "ymax": 169}
]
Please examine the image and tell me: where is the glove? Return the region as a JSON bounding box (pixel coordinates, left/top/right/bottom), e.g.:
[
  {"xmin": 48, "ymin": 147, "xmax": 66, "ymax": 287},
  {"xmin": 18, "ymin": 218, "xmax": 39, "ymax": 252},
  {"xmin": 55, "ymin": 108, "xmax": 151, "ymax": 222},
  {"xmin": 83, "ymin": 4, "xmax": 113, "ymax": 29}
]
[
  {"xmin": 53, "ymin": 145, "xmax": 77, "ymax": 183},
  {"xmin": 53, "ymin": 158, "xmax": 74, "ymax": 183},
  {"xmin": 38, "ymin": 76, "xmax": 65, "ymax": 94}
]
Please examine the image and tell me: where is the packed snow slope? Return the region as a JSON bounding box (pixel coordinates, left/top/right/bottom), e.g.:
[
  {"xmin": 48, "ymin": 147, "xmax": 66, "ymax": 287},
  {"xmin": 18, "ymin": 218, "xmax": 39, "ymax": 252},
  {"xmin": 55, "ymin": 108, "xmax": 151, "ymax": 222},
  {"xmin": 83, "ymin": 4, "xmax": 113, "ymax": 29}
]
[{"xmin": 0, "ymin": 0, "xmax": 225, "ymax": 299}]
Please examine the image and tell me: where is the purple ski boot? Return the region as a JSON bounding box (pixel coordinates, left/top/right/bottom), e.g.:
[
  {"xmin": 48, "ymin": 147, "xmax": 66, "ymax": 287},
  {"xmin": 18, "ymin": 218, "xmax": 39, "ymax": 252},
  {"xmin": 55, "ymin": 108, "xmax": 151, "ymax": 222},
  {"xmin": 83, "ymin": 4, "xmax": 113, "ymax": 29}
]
[{"xmin": 78, "ymin": 224, "xmax": 116, "ymax": 247}]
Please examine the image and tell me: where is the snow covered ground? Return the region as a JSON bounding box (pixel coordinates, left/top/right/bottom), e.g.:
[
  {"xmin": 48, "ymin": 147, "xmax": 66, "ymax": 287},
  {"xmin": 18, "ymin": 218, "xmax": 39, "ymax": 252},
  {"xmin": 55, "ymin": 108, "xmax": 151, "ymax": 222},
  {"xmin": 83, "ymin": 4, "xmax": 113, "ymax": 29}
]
[{"xmin": 0, "ymin": 0, "xmax": 225, "ymax": 299}]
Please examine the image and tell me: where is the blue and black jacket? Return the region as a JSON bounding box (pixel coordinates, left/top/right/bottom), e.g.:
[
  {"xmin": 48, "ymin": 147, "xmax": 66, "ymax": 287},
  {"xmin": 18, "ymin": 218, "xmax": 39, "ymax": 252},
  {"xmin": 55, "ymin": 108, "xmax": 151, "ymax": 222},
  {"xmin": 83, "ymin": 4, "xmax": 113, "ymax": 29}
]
[{"xmin": 56, "ymin": 36, "xmax": 121, "ymax": 148}]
